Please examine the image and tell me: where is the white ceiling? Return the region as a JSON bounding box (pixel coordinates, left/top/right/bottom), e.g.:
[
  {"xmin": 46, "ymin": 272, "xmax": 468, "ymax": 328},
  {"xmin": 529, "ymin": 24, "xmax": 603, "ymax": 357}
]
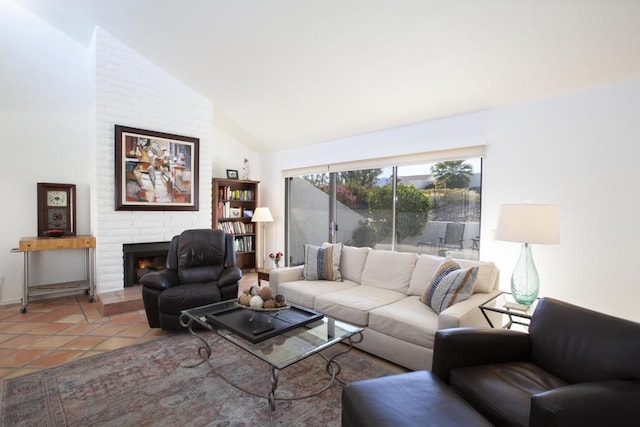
[{"xmin": 16, "ymin": 0, "xmax": 640, "ymax": 152}]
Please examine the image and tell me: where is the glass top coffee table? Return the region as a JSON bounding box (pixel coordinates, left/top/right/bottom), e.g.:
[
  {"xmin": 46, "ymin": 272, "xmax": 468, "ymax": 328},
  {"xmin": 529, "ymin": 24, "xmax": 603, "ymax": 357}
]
[{"xmin": 179, "ymin": 299, "xmax": 363, "ymax": 411}]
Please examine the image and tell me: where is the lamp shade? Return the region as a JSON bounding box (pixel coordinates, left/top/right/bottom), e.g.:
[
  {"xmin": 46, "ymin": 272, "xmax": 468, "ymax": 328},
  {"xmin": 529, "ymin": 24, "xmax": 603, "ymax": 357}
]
[
  {"xmin": 496, "ymin": 204, "xmax": 560, "ymax": 244},
  {"xmin": 251, "ymin": 207, "xmax": 274, "ymax": 223}
]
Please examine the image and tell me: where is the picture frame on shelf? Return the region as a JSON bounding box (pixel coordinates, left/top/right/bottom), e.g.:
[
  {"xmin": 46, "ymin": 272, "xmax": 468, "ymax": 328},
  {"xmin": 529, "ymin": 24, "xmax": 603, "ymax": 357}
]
[
  {"xmin": 37, "ymin": 182, "xmax": 77, "ymax": 237},
  {"xmin": 226, "ymin": 169, "xmax": 239, "ymax": 179},
  {"xmin": 114, "ymin": 125, "xmax": 199, "ymax": 211},
  {"xmin": 229, "ymin": 207, "xmax": 242, "ymax": 218}
]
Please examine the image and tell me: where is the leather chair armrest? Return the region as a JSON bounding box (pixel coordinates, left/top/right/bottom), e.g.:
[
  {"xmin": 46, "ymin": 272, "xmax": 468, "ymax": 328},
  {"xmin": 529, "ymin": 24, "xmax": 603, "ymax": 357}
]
[
  {"xmin": 432, "ymin": 328, "xmax": 531, "ymax": 383},
  {"xmin": 139, "ymin": 269, "xmax": 179, "ymax": 290},
  {"xmin": 218, "ymin": 266, "xmax": 242, "ymax": 287},
  {"xmin": 531, "ymin": 380, "xmax": 640, "ymax": 426}
]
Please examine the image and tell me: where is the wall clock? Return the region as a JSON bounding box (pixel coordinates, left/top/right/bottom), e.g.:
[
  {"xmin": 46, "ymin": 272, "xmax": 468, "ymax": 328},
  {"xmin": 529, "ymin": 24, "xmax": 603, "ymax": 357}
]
[{"xmin": 37, "ymin": 183, "xmax": 76, "ymax": 237}]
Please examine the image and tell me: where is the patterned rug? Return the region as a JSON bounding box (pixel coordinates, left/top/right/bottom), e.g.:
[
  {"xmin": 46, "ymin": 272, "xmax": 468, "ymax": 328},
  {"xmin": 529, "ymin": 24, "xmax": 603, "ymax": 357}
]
[{"xmin": 1, "ymin": 331, "xmax": 400, "ymax": 426}]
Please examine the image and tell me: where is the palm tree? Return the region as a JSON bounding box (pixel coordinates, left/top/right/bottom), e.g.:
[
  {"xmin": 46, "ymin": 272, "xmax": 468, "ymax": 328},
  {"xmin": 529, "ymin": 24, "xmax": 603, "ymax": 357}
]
[{"xmin": 430, "ymin": 161, "xmax": 473, "ymax": 189}]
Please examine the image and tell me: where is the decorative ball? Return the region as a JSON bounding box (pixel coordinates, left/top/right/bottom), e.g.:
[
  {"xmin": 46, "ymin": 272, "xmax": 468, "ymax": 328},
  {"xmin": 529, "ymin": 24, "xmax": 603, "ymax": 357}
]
[
  {"xmin": 275, "ymin": 294, "xmax": 286, "ymax": 305},
  {"xmin": 249, "ymin": 286, "xmax": 260, "ymax": 296},
  {"xmin": 258, "ymin": 286, "xmax": 274, "ymax": 300},
  {"xmin": 249, "ymin": 295, "xmax": 264, "ymax": 309},
  {"xmin": 263, "ymin": 299, "xmax": 275, "ymax": 309},
  {"xmin": 239, "ymin": 294, "xmax": 252, "ymax": 306}
]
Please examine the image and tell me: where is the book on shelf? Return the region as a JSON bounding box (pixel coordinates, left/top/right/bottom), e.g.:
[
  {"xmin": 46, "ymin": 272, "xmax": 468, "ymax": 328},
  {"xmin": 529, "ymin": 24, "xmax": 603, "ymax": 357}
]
[
  {"xmin": 233, "ymin": 235, "xmax": 254, "ymax": 253},
  {"xmin": 218, "ymin": 186, "xmax": 254, "ymax": 202},
  {"xmin": 216, "ymin": 222, "xmax": 255, "ymax": 234}
]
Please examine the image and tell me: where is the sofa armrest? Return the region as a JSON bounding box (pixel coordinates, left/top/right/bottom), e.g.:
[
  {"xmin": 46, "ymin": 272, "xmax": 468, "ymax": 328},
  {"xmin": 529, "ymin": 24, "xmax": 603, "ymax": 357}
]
[
  {"xmin": 438, "ymin": 290, "xmax": 501, "ymax": 329},
  {"xmin": 269, "ymin": 265, "xmax": 304, "ymax": 293},
  {"xmin": 140, "ymin": 269, "xmax": 179, "ymax": 290},
  {"xmin": 531, "ymin": 380, "xmax": 640, "ymax": 426},
  {"xmin": 432, "ymin": 328, "xmax": 531, "ymax": 383}
]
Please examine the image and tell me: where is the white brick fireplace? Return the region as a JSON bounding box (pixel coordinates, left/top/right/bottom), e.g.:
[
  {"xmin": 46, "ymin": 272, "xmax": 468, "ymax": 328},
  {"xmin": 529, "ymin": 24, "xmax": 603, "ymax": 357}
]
[{"xmin": 92, "ymin": 29, "xmax": 213, "ymax": 294}]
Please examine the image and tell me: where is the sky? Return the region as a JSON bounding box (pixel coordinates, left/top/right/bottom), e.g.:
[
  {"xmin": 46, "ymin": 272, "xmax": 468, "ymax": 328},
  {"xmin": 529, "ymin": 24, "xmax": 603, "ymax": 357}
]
[{"xmin": 384, "ymin": 157, "xmax": 482, "ymax": 178}]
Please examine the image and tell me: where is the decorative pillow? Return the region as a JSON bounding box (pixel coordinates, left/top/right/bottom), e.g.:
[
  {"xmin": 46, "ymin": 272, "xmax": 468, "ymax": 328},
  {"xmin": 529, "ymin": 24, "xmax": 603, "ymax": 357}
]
[
  {"xmin": 408, "ymin": 254, "xmax": 445, "ymax": 296},
  {"xmin": 421, "ymin": 260, "xmax": 478, "ymax": 314},
  {"xmin": 454, "ymin": 259, "xmax": 499, "ymax": 293},
  {"xmin": 303, "ymin": 242, "xmax": 342, "ymax": 281},
  {"xmin": 338, "ymin": 245, "xmax": 369, "ymax": 283}
]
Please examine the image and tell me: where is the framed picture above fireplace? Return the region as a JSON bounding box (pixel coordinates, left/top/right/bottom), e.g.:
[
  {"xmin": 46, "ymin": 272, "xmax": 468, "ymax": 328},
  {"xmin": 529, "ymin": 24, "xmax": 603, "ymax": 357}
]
[{"xmin": 115, "ymin": 125, "xmax": 199, "ymax": 211}]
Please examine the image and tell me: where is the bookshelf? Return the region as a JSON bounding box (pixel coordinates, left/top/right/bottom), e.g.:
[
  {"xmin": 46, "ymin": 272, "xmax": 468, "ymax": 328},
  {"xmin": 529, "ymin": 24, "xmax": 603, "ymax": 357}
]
[{"xmin": 212, "ymin": 178, "xmax": 259, "ymax": 270}]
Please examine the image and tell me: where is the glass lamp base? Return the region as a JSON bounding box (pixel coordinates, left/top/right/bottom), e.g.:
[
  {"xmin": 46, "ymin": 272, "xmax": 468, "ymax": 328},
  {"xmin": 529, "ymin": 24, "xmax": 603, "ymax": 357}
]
[{"xmin": 510, "ymin": 243, "xmax": 540, "ymax": 305}]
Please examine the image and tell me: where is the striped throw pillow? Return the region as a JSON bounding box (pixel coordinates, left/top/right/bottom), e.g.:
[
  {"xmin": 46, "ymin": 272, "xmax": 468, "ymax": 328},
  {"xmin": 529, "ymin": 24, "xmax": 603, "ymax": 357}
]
[
  {"xmin": 303, "ymin": 243, "xmax": 342, "ymax": 281},
  {"xmin": 421, "ymin": 260, "xmax": 478, "ymax": 314}
]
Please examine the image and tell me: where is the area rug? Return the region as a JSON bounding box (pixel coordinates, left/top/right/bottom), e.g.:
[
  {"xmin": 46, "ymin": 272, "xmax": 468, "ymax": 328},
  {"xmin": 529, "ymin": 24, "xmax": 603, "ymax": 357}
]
[{"xmin": 1, "ymin": 331, "xmax": 400, "ymax": 426}]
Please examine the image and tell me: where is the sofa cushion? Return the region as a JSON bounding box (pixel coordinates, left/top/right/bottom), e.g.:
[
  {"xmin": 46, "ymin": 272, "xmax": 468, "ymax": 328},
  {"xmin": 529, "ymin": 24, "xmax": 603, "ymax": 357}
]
[
  {"xmin": 339, "ymin": 245, "xmax": 370, "ymax": 284},
  {"xmin": 450, "ymin": 362, "xmax": 567, "ymax": 427},
  {"xmin": 342, "ymin": 371, "xmax": 493, "ymax": 427},
  {"xmin": 455, "ymin": 258, "xmax": 498, "ymax": 293},
  {"xmin": 278, "ymin": 279, "xmax": 358, "ymax": 308},
  {"xmin": 368, "ymin": 296, "xmax": 439, "ymax": 348},
  {"xmin": 408, "ymin": 254, "xmax": 444, "ymax": 296},
  {"xmin": 314, "ymin": 286, "xmax": 407, "ymax": 326},
  {"xmin": 422, "ymin": 262, "xmax": 478, "ymax": 314},
  {"xmin": 360, "ymin": 250, "xmax": 417, "ymax": 292},
  {"xmin": 158, "ymin": 283, "xmax": 221, "ymax": 315},
  {"xmin": 303, "ymin": 242, "xmax": 342, "ymax": 281}
]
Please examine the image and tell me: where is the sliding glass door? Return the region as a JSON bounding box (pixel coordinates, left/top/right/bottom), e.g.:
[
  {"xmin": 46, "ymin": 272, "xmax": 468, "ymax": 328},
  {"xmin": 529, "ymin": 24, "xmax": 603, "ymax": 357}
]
[{"xmin": 286, "ymin": 158, "xmax": 482, "ymax": 265}]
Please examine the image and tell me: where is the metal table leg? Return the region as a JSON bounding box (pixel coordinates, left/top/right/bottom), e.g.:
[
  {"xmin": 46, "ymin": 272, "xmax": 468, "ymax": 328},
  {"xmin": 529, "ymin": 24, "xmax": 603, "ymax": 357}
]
[{"xmin": 21, "ymin": 252, "xmax": 29, "ymax": 313}]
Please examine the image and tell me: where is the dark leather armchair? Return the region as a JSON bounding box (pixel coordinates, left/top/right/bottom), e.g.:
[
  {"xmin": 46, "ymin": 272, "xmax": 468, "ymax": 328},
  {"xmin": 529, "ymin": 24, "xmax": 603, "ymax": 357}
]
[
  {"xmin": 432, "ymin": 297, "xmax": 640, "ymax": 426},
  {"xmin": 140, "ymin": 229, "xmax": 242, "ymax": 330}
]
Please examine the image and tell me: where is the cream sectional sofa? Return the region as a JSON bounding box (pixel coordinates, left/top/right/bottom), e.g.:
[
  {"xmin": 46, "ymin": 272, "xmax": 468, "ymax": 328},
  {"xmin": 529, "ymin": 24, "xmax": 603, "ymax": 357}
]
[{"xmin": 269, "ymin": 245, "xmax": 500, "ymax": 371}]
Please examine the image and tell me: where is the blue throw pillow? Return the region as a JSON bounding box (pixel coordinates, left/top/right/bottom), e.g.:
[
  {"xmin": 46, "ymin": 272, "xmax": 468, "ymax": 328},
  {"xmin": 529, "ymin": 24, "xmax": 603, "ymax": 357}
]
[
  {"xmin": 303, "ymin": 243, "xmax": 342, "ymax": 281},
  {"xmin": 421, "ymin": 260, "xmax": 478, "ymax": 314}
]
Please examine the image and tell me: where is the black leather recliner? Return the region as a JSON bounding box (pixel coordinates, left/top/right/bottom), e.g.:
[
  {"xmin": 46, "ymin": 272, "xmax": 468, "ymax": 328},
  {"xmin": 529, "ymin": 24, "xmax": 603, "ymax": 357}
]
[
  {"xmin": 140, "ymin": 229, "xmax": 242, "ymax": 330},
  {"xmin": 432, "ymin": 297, "xmax": 640, "ymax": 426}
]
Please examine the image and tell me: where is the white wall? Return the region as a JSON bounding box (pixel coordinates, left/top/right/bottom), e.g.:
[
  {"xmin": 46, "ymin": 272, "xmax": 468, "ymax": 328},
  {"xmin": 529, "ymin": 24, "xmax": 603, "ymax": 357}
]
[
  {"xmin": 3, "ymin": 1, "xmax": 639, "ymax": 321},
  {"xmin": 0, "ymin": 3, "xmax": 258, "ymax": 301},
  {"xmin": 92, "ymin": 29, "xmax": 214, "ymax": 292},
  {"xmin": 0, "ymin": 2, "xmax": 91, "ymax": 301},
  {"xmin": 264, "ymin": 79, "xmax": 640, "ymax": 322},
  {"xmin": 212, "ymin": 127, "xmax": 261, "ymax": 182},
  {"xmin": 482, "ymin": 80, "xmax": 640, "ymax": 322}
]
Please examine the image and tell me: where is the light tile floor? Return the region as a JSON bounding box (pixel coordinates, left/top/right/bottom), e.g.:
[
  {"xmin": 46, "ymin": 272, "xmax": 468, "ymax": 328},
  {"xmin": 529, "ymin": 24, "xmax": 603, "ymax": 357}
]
[
  {"xmin": 0, "ymin": 272, "xmax": 404, "ymax": 397},
  {"xmin": 0, "ymin": 272, "xmax": 259, "ymax": 392}
]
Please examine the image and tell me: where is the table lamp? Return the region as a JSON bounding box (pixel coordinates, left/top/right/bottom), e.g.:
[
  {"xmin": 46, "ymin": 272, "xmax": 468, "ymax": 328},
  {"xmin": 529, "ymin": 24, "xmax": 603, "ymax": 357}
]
[
  {"xmin": 495, "ymin": 203, "xmax": 559, "ymax": 305},
  {"xmin": 251, "ymin": 207, "xmax": 274, "ymax": 267}
]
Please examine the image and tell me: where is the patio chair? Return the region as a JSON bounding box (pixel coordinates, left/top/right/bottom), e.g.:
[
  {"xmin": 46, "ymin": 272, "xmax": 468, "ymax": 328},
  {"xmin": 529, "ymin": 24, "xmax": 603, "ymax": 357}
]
[
  {"xmin": 438, "ymin": 222, "xmax": 465, "ymax": 251},
  {"xmin": 417, "ymin": 222, "xmax": 466, "ymax": 255}
]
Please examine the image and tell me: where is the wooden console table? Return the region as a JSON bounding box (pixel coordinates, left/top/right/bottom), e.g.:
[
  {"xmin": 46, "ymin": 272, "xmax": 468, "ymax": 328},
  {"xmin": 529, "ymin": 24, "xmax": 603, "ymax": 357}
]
[
  {"xmin": 255, "ymin": 267, "xmax": 272, "ymax": 286},
  {"xmin": 17, "ymin": 235, "xmax": 96, "ymax": 313}
]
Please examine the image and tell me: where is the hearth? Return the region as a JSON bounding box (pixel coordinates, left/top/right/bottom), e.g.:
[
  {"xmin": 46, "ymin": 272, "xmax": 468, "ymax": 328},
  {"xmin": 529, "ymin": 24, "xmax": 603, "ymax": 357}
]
[{"xmin": 123, "ymin": 242, "xmax": 170, "ymax": 287}]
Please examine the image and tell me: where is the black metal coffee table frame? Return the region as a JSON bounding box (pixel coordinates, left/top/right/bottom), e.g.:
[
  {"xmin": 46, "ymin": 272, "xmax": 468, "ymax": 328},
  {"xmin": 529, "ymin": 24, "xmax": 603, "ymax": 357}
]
[{"xmin": 179, "ymin": 299, "xmax": 363, "ymax": 411}]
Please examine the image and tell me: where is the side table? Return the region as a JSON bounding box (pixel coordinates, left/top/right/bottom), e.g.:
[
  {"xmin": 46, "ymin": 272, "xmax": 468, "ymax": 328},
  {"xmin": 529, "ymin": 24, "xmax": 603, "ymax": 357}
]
[
  {"xmin": 479, "ymin": 292, "xmax": 540, "ymax": 330},
  {"xmin": 255, "ymin": 267, "xmax": 272, "ymax": 286},
  {"xmin": 17, "ymin": 235, "xmax": 96, "ymax": 313}
]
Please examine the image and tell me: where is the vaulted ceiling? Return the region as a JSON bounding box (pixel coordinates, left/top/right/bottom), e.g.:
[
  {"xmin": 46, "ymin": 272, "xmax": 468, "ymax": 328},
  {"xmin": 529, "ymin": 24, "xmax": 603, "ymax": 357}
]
[{"xmin": 16, "ymin": 0, "xmax": 640, "ymax": 152}]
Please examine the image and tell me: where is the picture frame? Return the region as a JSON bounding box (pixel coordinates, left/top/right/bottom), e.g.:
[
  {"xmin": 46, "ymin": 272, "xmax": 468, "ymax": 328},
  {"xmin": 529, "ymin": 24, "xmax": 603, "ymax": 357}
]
[
  {"xmin": 229, "ymin": 207, "xmax": 242, "ymax": 218},
  {"xmin": 115, "ymin": 125, "xmax": 199, "ymax": 211},
  {"xmin": 226, "ymin": 169, "xmax": 239, "ymax": 179},
  {"xmin": 37, "ymin": 183, "xmax": 77, "ymax": 237}
]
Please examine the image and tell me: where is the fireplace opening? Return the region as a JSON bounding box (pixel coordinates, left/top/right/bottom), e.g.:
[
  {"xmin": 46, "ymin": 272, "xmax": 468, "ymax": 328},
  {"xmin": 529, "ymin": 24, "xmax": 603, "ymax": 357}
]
[{"xmin": 123, "ymin": 242, "xmax": 170, "ymax": 287}]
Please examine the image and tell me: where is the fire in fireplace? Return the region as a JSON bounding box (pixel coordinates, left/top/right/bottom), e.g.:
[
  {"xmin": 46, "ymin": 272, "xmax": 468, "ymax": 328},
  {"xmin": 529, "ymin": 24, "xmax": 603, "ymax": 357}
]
[
  {"xmin": 135, "ymin": 256, "xmax": 166, "ymax": 282},
  {"xmin": 122, "ymin": 241, "xmax": 171, "ymax": 287}
]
